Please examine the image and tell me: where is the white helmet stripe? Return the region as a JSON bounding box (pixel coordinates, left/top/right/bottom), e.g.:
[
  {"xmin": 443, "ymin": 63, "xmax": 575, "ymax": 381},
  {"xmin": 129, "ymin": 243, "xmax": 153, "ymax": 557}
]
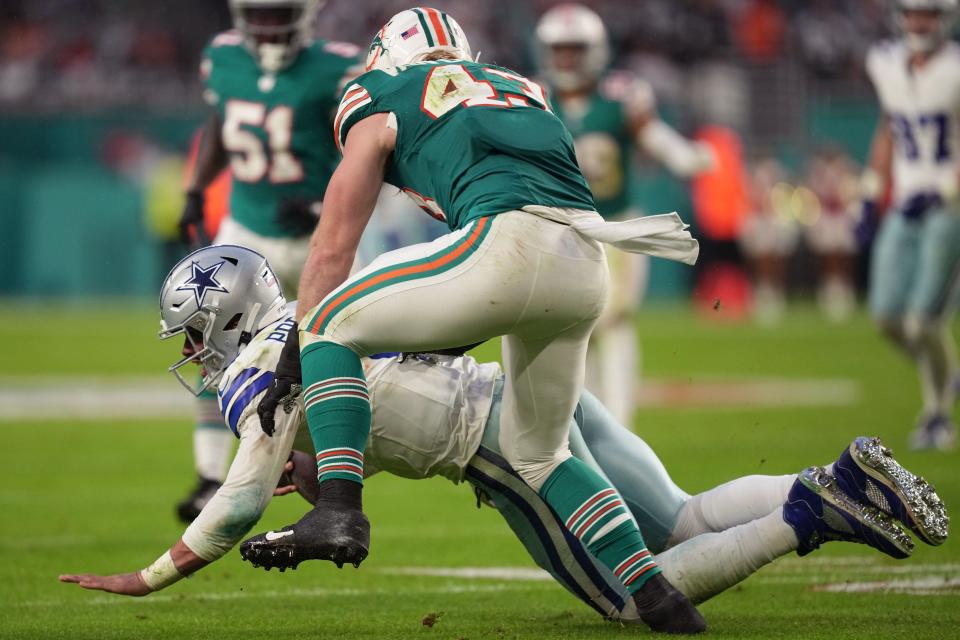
[
  {"xmin": 413, "ymin": 7, "xmax": 455, "ymax": 48},
  {"xmin": 439, "ymin": 10, "xmax": 459, "ymax": 47}
]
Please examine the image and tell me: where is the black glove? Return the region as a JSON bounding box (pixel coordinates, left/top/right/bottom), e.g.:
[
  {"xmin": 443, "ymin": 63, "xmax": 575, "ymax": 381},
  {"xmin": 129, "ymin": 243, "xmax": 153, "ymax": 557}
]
[
  {"xmin": 258, "ymin": 323, "xmax": 303, "ymax": 437},
  {"xmin": 277, "ymin": 198, "xmax": 320, "ymax": 236},
  {"xmin": 178, "ymin": 190, "xmax": 210, "ymax": 247}
]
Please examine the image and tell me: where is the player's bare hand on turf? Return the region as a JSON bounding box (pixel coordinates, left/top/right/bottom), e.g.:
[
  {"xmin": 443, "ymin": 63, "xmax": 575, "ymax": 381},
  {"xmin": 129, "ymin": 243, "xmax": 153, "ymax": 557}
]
[
  {"xmin": 258, "ymin": 324, "xmax": 302, "ymax": 437},
  {"xmin": 59, "ymin": 571, "xmax": 152, "ymax": 597}
]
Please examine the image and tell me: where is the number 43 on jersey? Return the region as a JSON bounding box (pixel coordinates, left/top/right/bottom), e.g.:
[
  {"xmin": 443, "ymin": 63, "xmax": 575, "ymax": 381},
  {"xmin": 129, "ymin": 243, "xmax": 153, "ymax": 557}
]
[{"xmin": 421, "ymin": 64, "xmax": 550, "ymax": 119}]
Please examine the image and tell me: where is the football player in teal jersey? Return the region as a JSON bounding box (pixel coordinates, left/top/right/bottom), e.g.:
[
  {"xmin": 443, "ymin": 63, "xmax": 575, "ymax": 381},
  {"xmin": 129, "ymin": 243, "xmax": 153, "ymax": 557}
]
[
  {"xmin": 240, "ymin": 7, "xmax": 706, "ymax": 634},
  {"xmin": 535, "ymin": 4, "xmax": 715, "ymax": 427},
  {"xmin": 173, "ymin": 0, "xmax": 361, "ymax": 523},
  {"xmin": 62, "ymin": 247, "xmax": 945, "ymax": 622}
]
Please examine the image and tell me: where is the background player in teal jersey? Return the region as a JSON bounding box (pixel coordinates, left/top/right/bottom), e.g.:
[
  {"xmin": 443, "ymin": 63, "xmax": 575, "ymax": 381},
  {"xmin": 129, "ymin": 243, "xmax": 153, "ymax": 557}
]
[
  {"xmin": 535, "ymin": 4, "xmax": 715, "ymax": 426},
  {"xmin": 173, "ymin": 0, "xmax": 361, "ymax": 523},
  {"xmin": 241, "ymin": 8, "xmax": 705, "ymax": 634}
]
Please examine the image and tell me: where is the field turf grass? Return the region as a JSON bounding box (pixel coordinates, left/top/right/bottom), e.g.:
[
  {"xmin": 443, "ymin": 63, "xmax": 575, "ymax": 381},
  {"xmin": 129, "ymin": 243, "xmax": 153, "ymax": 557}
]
[{"xmin": 1, "ymin": 302, "xmax": 958, "ymax": 639}]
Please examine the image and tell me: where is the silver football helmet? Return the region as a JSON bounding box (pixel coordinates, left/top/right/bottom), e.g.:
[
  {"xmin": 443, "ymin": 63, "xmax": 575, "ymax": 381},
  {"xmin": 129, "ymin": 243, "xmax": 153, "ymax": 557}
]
[
  {"xmin": 535, "ymin": 3, "xmax": 610, "ymax": 92},
  {"xmin": 229, "ymin": 0, "xmax": 323, "ymax": 73},
  {"xmin": 895, "ymin": 0, "xmax": 958, "ymax": 54},
  {"xmin": 159, "ymin": 245, "xmax": 286, "ymax": 395}
]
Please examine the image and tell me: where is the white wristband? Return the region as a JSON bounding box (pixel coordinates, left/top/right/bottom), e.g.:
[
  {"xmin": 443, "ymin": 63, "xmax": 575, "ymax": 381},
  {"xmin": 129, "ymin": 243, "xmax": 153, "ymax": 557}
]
[
  {"xmin": 859, "ymin": 169, "xmax": 884, "ymax": 201},
  {"xmin": 140, "ymin": 551, "xmax": 184, "ymax": 591}
]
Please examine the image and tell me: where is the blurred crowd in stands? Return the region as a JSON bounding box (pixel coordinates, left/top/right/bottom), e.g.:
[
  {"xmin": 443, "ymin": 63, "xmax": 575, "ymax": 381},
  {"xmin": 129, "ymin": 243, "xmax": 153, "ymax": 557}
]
[
  {"xmin": 0, "ymin": 0, "xmax": 902, "ymax": 112},
  {"xmin": 0, "ymin": 0, "xmax": 945, "ymax": 319}
]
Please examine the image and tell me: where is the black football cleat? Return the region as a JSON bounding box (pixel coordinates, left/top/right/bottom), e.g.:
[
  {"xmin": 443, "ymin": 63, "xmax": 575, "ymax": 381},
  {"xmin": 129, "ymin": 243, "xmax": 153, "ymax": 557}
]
[
  {"xmin": 240, "ymin": 504, "xmax": 370, "ymax": 571},
  {"xmin": 632, "ymin": 573, "xmax": 707, "ymax": 634},
  {"xmin": 175, "ymin": 476, "xmax": 222, "ymax": 524}
]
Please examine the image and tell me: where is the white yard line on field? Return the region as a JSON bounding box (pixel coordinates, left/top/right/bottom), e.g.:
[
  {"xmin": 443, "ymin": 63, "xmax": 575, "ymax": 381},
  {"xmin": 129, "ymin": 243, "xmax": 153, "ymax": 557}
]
[
  {"xmin": 0, "ymin": 376, "xmax": 186, "ymax": 420},
  {"xmin": 765, "ymin": 560, "xmax": 960, "ymax": 576},
  {"xmin": 0, "ymin": 375, "xmax": 861, "ymax": 421},
  {"xmin": 813, "ymin": 577, "xmax": 960, "ymax": 595}
]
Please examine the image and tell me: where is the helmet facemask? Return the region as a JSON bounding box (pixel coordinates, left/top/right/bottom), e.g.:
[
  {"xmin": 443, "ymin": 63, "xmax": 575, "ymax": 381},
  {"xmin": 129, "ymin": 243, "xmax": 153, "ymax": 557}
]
[
  {"xmin": 158, "ymin": 245, "xmax": 286, "ymax": 397},
  {"xmin": 535, "ymin": 4, "xmax": 610, "ymax": 92},
  {"xmin": 542, "ymin": 42, "xmax": 598, "ymax": 92},
  {"xmin": 895, "ymin": 1, "xmax": 957, "ymax": 54},
  {"xmin": 159, "ymin": 307, "xmax": 229, "ymax": 396},
  {"xmin": 230, "ymin": 0, "xmax": 321, "ymax": 73}
]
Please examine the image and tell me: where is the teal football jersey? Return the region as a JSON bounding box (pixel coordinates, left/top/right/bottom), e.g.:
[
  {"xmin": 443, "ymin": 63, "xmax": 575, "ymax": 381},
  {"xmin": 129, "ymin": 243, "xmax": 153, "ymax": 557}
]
[
  {"xmin": 550, "ymin": 73, "xmax": 651, "ymax": 219},
  {"xmin": 335, "ymin": 60, "xmax": 596, "ymax": 231},
  {"xmin": 202, "ymin": 31, "xmax": 360, "ymax": 237}
]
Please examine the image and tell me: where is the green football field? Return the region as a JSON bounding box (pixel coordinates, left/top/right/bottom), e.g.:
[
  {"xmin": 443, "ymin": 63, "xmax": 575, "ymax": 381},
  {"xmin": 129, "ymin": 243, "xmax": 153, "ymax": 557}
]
[{"xmin": 1, "ymin": 302, "xmax": 958, "ymax": 639}]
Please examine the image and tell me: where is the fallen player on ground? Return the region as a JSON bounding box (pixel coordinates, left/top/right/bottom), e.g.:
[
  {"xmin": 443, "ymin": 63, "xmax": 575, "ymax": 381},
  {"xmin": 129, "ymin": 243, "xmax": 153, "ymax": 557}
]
[{"xmin": 61, "ymin": 246, "xmax": 950, "ymax": 626}]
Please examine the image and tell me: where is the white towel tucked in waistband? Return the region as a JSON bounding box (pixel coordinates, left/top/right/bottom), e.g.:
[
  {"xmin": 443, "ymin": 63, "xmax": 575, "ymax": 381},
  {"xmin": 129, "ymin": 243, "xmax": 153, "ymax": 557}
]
[{"xmin": 521, "ymin": 206, "xmax": 700, "ymax": 265}]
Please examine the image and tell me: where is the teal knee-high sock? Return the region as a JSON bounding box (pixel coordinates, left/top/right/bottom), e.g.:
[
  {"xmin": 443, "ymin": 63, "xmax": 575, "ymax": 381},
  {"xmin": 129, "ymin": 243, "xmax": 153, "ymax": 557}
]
[
  {"xmin": 540, "ymin": 457, "xmax": 660, "ymax": 593},
  {"xmin": 300, "ymin": 341, "xmax": 370, "ymax": 485}
]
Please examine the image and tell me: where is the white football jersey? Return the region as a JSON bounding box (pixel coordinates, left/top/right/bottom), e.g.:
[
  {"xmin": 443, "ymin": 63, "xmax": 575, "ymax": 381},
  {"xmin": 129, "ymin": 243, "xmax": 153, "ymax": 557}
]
[
  {"xmin": 866, "ymin": 40, "xmax": 960, "ymax": 204},
  {"xmin": 182, "ymin": 311, "xmax": 302, "ymax": 561},
  {"xmin": 182, "ymin": 310, "xmax": 500, "ymax": 560},
  {"xmin": 362, "ymin": 354, "xmax": 500, "ymax": 484}
]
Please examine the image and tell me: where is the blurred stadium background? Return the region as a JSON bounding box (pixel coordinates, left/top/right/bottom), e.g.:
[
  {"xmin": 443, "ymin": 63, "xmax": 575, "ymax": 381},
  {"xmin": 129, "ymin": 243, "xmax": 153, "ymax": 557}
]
[
  {"xmin": 1, "ymin": 1, "xmax": 959, "ymax": 639},
  {"xmin": 0, "ymin": 0, "xmax": 898, "ymax": 303}
]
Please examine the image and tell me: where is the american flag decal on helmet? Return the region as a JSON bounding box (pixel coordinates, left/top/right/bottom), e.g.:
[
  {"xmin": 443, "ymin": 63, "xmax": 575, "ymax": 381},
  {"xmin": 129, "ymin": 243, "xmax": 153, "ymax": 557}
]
[{"xmin": 400, "ymin": 25, "xmax": 420, "ymax": 40}]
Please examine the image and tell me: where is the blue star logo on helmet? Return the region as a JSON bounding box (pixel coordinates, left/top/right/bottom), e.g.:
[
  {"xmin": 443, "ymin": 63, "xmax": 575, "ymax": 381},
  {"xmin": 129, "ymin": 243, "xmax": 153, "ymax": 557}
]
[{"xmin": 176, "ymin": 261, "xmax": 230, "ymax": 307}]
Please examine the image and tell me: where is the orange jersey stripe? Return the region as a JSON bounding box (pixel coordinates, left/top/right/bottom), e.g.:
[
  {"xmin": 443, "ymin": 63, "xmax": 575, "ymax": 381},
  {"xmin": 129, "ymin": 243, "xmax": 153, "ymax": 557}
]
[
  {"xmin": 333, "ymin": 91, "xmax": 370, "ymax": 146},
  {"xmin": 308, "ymin": 217, "xmax": 489, "ymax": 334}
]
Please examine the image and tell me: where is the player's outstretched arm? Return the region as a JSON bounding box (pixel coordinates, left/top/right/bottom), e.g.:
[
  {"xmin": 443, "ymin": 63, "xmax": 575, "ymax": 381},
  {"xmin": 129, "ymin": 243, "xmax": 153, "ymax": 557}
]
[
  {"xmin": 58, "ymin": 539, "xmax": 208, "ymax": 597},
  {"xmin": 616, "ymin": 77, "xmax": 713, "ymax": 178},
  {"xmin": 60, "ymin": 397, "xmax": 302, "ymax": 596},
  {"xmin": 631, "ymin": 113, "xmax": 715, "ymax": 178},
  {"xmin": 294, "ymin": 113, "xmax": 395, "ymax": 321}
]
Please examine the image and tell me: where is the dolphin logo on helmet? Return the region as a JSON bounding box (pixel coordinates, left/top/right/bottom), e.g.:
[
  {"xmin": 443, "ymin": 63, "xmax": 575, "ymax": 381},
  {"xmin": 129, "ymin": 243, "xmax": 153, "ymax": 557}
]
[
  {"xmin": 365, "ymin": 7, "xmax": 472, "ymax": 75},
  {"xmin": 159, "ymin": 245, "xmax": 287, "ymax": 395}
]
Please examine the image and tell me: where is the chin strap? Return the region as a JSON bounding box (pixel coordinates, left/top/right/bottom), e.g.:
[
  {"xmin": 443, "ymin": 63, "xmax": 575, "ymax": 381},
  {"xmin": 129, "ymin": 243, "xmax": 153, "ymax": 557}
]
[{"xmin": 239, "ymin": 302, "xmax": 262, "ymax": 348}]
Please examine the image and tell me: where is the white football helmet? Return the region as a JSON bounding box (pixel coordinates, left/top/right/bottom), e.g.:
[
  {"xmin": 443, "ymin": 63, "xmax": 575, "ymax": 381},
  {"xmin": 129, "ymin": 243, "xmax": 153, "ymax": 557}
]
[
  {"xmin": 535, "ymin": 3, "xmax": 610, "ymax": 92},
  {"xmin": 895, "ymin": 0, "xmax": 958, "ymax": 54},
  {"xmin": 229, "ymin": 0, "xmax": 323, "ymax": 73},
  {"xmin": 159, "ymin": 245, "xmax": 286, "ymax": 395},
  {"xmin": 365, "ymin": 7, "xmax": 471, "ymax": 75}
]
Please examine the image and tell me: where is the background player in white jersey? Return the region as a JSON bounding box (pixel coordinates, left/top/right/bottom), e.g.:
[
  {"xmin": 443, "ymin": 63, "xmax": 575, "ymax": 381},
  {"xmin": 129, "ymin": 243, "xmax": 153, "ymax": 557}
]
[
  {"xmin": 860, "ymin": 0, "xmax": 960, "ymax": 450},
  {"xmin": 61, "ymin": 247, "xmax": 948, "ymax": 624},
  {"xmin": 173, "ymin": 0, "xmax": 362, "ymax": 523},
  {"xmin": 535, "ymin": 4, "xmax": 715, "ymax": 425}
]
